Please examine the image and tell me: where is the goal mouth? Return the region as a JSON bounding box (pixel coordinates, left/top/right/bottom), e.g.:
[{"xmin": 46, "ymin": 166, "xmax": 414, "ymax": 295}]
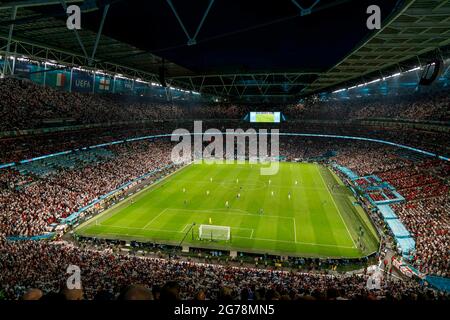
[{"xmin": 198, "ymin": 224, "xmax": 231, "ymax": 241}]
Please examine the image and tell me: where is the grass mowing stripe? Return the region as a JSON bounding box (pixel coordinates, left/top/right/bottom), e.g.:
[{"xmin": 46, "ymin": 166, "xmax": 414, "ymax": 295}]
[
  {"xmin": 292, "ymin": 217, "xmax": 297, "ymax": 243},
  {"xmin": 77, "ymin": 163, "xmax": 192, "ymax": 230},
  {"xmin": 316, "ymin": 166, "xmax": 357, "ymax": 248}
]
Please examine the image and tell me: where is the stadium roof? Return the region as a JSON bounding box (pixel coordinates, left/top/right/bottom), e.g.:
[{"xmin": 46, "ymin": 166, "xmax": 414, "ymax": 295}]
[
  {"xmin": 304, "ymin": 0, "xmax": 450, "ymax": 94},
  {"xmin": 0, "ymin": 0, "xmax": 449, "ymax": 102}
]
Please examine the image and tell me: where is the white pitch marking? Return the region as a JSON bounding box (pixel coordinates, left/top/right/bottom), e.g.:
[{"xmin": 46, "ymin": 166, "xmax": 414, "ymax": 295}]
[
  {"xmin": 97, "ymin": 224, "xmax": 185, "ymax": 233},
  {"xmin": 292, "ymin": 218, "xmax": 297, "ymax": 243},
  {"xmin": 317, "ymin": 167, "xmax": 357, "ymax": 248},
  {"xmin": 167, "ymin": 207, "xmax": 293, "ymax": 220},
  {"xmin": 143, "ymin": 208, "xmax": 168, "ymax": 229}
]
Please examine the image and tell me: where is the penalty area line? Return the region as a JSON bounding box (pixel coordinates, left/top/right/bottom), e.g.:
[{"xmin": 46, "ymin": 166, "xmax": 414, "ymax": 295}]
[
  {"xmin": 292, "ymin": 218, "xmax": 297, "ymax": 243},
  {"xmin": 143, "ymin": 208, "xmax": 168, "ymax": 229}
]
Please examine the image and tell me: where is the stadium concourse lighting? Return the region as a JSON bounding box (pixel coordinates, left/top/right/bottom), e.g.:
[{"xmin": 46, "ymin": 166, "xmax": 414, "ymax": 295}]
[
  {"xmin": 45, "ymin": 61, "xmax": 67, "ymax": 68},
  {"xmin": 1, "ymin": 52, "xmax": 196, "ymax": 94},
  {"xmin": 332, "ymin": 66, "xmax": 423, "ymax": 94},
  {"xmin": 95, "ymin": 70, "xmax": 112, "ymax": 77},
  {"xmin": 73, "ymin": 66, "xmax": 92, "ymax": 73},
  {"xmin": 166, "ymin": 85, "xmax": 200, "ymax": 95},
  {"xmin": 405, "ymin": 67, "xmax": 421, "ymax": 73}
]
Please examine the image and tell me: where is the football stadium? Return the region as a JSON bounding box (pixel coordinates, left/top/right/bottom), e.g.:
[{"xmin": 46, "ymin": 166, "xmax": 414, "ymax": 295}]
[{"xmin": 0, "ymin": 0, "xmax": 449, "ymax": 310}]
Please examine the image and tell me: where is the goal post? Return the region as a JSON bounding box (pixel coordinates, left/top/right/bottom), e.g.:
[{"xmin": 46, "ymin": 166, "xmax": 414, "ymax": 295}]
[{"xmin": 198, "ymin": 224, "xmax": 231, "ymax": 241}]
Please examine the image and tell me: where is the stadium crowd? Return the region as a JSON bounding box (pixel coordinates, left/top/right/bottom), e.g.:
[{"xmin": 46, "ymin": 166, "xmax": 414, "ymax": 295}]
[
  {"xmin": 1, "ymin": 120, "xmax": 448, "ymax": 165},
  {"xmin": 0, "ymin": 238, "xmax": 445, "ymax": 301},
  {"xmin": 0, "ymin": 77, "xmax": 449, "ymax": 300},
  {"xmin": 392, "ymin": 196, "xmax": 449, "ymax": 277},
  {"xmin": 333, "ymin": 148, "xmax": 449, "ymax": 277},
  {"xmin": 1, "ymin": 77, "xmax": 449, "ymax": 132},
  {"xmin": 0, "ymin": 140, "xmax": 174, "ymax": 236},
  {"xmin": 298, "ymin": 91, "xmax": 450, "ymax": 122},
  {"xmin": 1, "ymin": 77, "xmax": 449, "ymax": 164}
]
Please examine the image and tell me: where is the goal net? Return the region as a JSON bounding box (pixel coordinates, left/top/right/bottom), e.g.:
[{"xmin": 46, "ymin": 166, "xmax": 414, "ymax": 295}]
[{"xmin": 198, "ymin": 224, "xmax": 231, "ymax": 241}]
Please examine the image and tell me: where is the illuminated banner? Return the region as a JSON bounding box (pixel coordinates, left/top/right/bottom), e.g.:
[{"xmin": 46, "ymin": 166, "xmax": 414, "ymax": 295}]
[
  {"xmin": 114, "ymin": 77, "xmax": 134, "ymax": 93},
  {"xmin": 71, "ymin": 70, "xmax": 94, "ymax": 92},
  {"xmin": 95, "ymin": 74, "xmax": 113, "ymax": 93},
  {"xmin": 29, "ymin": 65, "xmax": 46, "ymax": 85},
  {"xmin": 46, "ymin": 69, "xmax": 71, "ymax": 91},
  {"xmin": 14, "ymin": 62, "xmax": 46, "ymax": 85},
  {"xmin": 134, "ymin": 81, "xmax": 151, "ymax": 96},
  {"xmin": 13, "ymin": 61, "xmax": 31, "ymax": 78}
]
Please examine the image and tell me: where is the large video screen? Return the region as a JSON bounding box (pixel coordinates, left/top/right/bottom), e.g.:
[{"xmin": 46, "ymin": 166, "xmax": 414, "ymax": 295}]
[{"xmin": 249, "ymin": 112, "xmax": 281, "ymax": 123}]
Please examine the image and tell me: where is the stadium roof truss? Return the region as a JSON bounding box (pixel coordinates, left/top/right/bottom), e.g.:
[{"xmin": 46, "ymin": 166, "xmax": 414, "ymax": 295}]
[
  {"xmin": 0, "ymin": 0, "xmax": 192, "ymax": 82},
  {"xmin": 168, "ymin": 72, "xmax": 320, "ymax": 100},
  {"xmin": 303, "ymin": 0, "xmax": 450, "ymax": 94},
  {"xmin": 0, "ymin": 0, "xmax": 449, "ymax": 101},
  {"xmin": 165, "ymin": 0, "xmax": 450, "ymax": 100}
]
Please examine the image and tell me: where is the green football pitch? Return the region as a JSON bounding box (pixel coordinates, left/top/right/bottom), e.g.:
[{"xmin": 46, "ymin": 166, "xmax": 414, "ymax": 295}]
[{"xmin": 75, "ymin": 162, "xmax": 379, "ymax": 258}]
